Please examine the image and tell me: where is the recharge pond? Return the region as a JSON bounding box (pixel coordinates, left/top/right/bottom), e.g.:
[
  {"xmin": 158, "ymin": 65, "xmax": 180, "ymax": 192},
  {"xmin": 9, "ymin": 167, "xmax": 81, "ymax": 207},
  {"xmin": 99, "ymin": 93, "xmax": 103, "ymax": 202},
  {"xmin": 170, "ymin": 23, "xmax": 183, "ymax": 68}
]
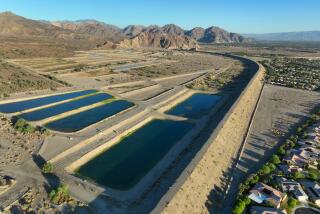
[
  {"xmin": 45, "ymin": 100, "xmax": 134, "ymax": 132},
  {"xmin": 165, "ymin": 93, "xmax": 221, "ymax": 119},
  {"xmin": 76, "ymin": 119, "xmax": 194, "ymax": 190},
  {"xmin": 0, "ymin": 90, "xmax": 97, "ymax": 113},
  {"xmin": 18, "ymin": 93, "xmax": 112, "ymax": 121}
]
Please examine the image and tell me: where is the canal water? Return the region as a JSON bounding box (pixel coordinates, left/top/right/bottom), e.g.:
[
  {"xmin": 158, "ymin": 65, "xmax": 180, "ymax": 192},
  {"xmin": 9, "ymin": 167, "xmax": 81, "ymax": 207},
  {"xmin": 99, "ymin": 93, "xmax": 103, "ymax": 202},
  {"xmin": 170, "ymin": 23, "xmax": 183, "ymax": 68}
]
[
  {"xmin": 45, "ymin": 100, "xmax": 134, "ymax": 132},
  {"xmin": 0, "ymin": 90, "xmax": 97, "ymax": 113},
  {"xmin": 165, "ymin": 93, "xmax": 221, "ymax": 119},
  {"xmin": 18, "ymin": 93, "xmax": 112, "ymax": 121},
  {"xmin": 76, "ymin": 119, "xmax": 194, "ymax": 190}
]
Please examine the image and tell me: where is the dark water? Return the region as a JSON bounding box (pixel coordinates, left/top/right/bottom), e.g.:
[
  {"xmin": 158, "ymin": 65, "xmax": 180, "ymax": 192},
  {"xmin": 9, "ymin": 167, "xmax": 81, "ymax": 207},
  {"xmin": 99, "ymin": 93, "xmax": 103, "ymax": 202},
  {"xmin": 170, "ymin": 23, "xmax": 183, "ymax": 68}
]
[
  {"xmin": 45, "ymin": 100, "xmax": 134, "ymax": 132},
  {"xmin": 0, "ymin": 90, "xmax": 97, "ymax": 113},
  {"xmin": 76, "ymin": 119, "xmax": 194, "ymax": 190},
  {"xmin": 165, "ymin": 93, "xmax": 221, "ymax": 119},
  {"xmin": 18, "ymin": 93, "xmax": 113, "ymax": 121}
]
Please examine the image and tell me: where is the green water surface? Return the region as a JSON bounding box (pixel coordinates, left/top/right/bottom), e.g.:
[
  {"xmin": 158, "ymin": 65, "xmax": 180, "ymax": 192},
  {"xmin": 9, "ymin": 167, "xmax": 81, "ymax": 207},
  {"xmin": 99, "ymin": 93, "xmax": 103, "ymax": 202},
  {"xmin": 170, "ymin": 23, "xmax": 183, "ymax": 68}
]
[{"xmin": 76, "ymin": 119, "xmax": 193, "ymax": 190}]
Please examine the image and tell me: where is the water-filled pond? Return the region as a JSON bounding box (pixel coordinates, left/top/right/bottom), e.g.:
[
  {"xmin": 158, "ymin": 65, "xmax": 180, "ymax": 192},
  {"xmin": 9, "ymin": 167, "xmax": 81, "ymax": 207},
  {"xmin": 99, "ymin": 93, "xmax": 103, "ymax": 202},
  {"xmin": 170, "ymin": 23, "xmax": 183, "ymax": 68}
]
[
  {"xmin": 76, "ymin": 119, "xmax": 194, "ymax": 190},
  {"xmin": 18, "ymin": 93, "xmax": 112, "ymax": 121},
  {"xmin": 45, "ymin": 100, "xmax": 134, "ymax": 132},
  {"xmin": 165, "ymin": 93, "xmax": 221, "ymax": 119},
  {"xmin": 0, "ymin": 90, "xmax": 97, "ymax": 113}
]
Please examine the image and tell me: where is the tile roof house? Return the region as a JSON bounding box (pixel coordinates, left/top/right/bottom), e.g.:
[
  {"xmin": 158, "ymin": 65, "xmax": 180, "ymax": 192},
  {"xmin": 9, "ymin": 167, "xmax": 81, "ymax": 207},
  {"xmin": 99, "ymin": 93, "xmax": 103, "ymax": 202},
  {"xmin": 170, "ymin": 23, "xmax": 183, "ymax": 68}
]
[
  {"xmin": 280, "ymin": 179, "xmax": 308, "ymax": 202},
  {"xmin": 279, "ymin": 164, "xmax": 303, "ymax": 175},
  {"xmin": 284, "ymin": 154, "xmax": 308, "ymax": 167},
  {"xmin": 250, "ymin": 206, "xmax": 287, "ymax": 214},
  {"xmin": 300, "ymin": 181, "xmax": 320, "ymax": 206},
  {"xmin": 249, "ymin": 183, "xmax": 287, "ymax": 209},
  {"xmin": 307, "ymin": 133, "xmax": 320, "ymax": 143},
  {"xmin": 297, "ymin": 147, "xmax": 320, "ymax": 162}
]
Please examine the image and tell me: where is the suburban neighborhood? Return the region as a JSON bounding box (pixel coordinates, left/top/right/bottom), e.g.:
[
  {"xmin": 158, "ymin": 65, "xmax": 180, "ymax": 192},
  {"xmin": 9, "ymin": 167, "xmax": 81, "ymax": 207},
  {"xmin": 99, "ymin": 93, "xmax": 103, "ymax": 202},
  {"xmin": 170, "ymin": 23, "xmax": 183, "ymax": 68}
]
[{"xmin": 233, "ymin": 110, "xmax": 320, "ymax": 213}]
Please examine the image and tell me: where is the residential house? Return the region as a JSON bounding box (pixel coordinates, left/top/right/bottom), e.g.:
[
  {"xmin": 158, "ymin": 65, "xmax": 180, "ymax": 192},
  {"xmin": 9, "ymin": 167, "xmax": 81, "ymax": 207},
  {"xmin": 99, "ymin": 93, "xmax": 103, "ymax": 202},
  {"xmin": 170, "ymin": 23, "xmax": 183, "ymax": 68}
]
[
  {"xmin": 280, "ymin": 179, "xmax": 308, "ymax": 202},
  {"xmin": 300, "ymin": 181, "xmax": 320, "ymax": 205},
  {"xmin": 279, "ymin": 164, "xmax": 303, "ymax": 176},
  {"xmin": 250, "ymin": 206, "xmax": 287, "ymax": 214},
  {"xmin": 284, "ymin": 154, "xmax": 308, "ymax": 168},
  {"xmin": 249, "ymin": 183, "xmax": 287, "ymax": 209},
  {"xmin": 297, "ymin": 147, "xmax": 320, "ymax": 167},
  {"xmin": 306, "ymin": 133, "xmax": 320, "ymax": 144}
]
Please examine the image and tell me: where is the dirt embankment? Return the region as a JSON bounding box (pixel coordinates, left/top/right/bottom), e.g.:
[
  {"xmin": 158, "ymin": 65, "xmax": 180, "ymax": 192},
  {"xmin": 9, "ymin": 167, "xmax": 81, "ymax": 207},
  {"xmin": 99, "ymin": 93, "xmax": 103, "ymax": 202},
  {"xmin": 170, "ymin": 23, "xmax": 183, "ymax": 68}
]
[{"xmin": 160, "ymin": 63, "xmax": 265, "ymax": 214}]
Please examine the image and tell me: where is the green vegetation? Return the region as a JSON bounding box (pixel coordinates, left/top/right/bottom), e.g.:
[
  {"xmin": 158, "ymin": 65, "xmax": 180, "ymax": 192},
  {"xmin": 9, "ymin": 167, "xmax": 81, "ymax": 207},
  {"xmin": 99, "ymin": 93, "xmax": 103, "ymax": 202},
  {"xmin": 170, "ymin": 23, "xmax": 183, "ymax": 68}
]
[
  {"xmin": 270, "ymin": 154, "xmax": 281, "ymax": 165},
  {"xmin": 264, "ymin": 57, "xmax": 320, "ymax": 91},
  {"xmin": 13, "ymin": 118, "xmax": 35, "ymax": 133},
  {"xmin": 277, "ymin": 145, "xmax": 286, "ymax": 156},
  {"xmin": 42, "ymin": 162, "xmax": 54, "ymax": 174},
  {"xmin": 188, "ymin": 62, "xmax": 243, "ymax": 91},
  {"xmin": 232, "ymin": 197, "xmax": 251, "ymax": 214},
  {"xmin": 282, "ymin": 196, "xmax": 298, "ymax": 213},
  {"xmin": 260, "ymin": 165, "xmax": 271, "ymax": 175},
  {"xmin": 13, "ymin": 118, "xmax": 50, "ymax": 135},
  {"xmin": 307, "ymin": 168, "xmax": 320, "ymax": 181},
  {"xmin": 287, "ymin": 197, "xmax": 297, "ymax": 209},
  {"xmin": 49, "ymin": 183, "xmax": 70, "ymax": 204},
  {"xmin": 292, "ymin": 171, "xmax": 305, "ymax": 180}
]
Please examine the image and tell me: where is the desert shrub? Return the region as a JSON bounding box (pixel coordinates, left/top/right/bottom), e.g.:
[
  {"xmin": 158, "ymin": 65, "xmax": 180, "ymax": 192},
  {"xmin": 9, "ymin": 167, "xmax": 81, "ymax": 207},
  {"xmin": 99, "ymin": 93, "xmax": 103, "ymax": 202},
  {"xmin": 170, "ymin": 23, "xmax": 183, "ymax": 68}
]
[
  {"xmin": 13, "ymin": 118, "xmax": 35, "ymax": 133},
  {"xmin": 36, "ymin": 126, "xmax": 50, "ymax": 135},
  {"xmin": 49, "ymin": 183, "xmax": 70, "ymax": 204},
  {"xmin": 42, "ymin": 162, "xmax": 53, "ymax": 174},
  {"xmin": 289, "ymin": 135, "xmax": 299, "ymax": 144}
]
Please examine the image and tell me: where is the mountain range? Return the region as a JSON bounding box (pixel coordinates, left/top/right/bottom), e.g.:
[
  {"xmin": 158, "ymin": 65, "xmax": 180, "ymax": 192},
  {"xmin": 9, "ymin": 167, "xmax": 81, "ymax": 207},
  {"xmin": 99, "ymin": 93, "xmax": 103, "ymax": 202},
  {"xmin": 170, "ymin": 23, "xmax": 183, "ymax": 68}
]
[
  {"xmin": 0, "ymin": 11, "xmax": 249, "ymax": 49},
  {"xmin": 245, "ymin": 31, "xmax": 320, "ymax": 42}
]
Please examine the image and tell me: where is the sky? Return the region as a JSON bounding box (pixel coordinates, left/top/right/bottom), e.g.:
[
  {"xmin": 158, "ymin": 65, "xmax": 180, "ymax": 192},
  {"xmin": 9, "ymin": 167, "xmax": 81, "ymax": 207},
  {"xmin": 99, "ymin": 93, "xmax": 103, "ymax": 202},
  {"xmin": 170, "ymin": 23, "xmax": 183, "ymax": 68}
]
[{"xmin": 0, "ymin": 0, "xmax": 319, "ymax": 34}]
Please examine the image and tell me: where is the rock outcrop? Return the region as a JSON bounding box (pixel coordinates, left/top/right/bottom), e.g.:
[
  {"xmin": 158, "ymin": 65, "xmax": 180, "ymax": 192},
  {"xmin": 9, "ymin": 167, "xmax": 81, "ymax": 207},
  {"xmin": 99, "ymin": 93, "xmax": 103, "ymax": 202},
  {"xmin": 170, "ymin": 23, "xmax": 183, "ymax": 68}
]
[
  {"xmin": 186, "ymin": 26, "xmax": 250, "ymax": 43},
  {"xmin": 119, "ymin": 32, "xmax": 199, "ymax": 50}
]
